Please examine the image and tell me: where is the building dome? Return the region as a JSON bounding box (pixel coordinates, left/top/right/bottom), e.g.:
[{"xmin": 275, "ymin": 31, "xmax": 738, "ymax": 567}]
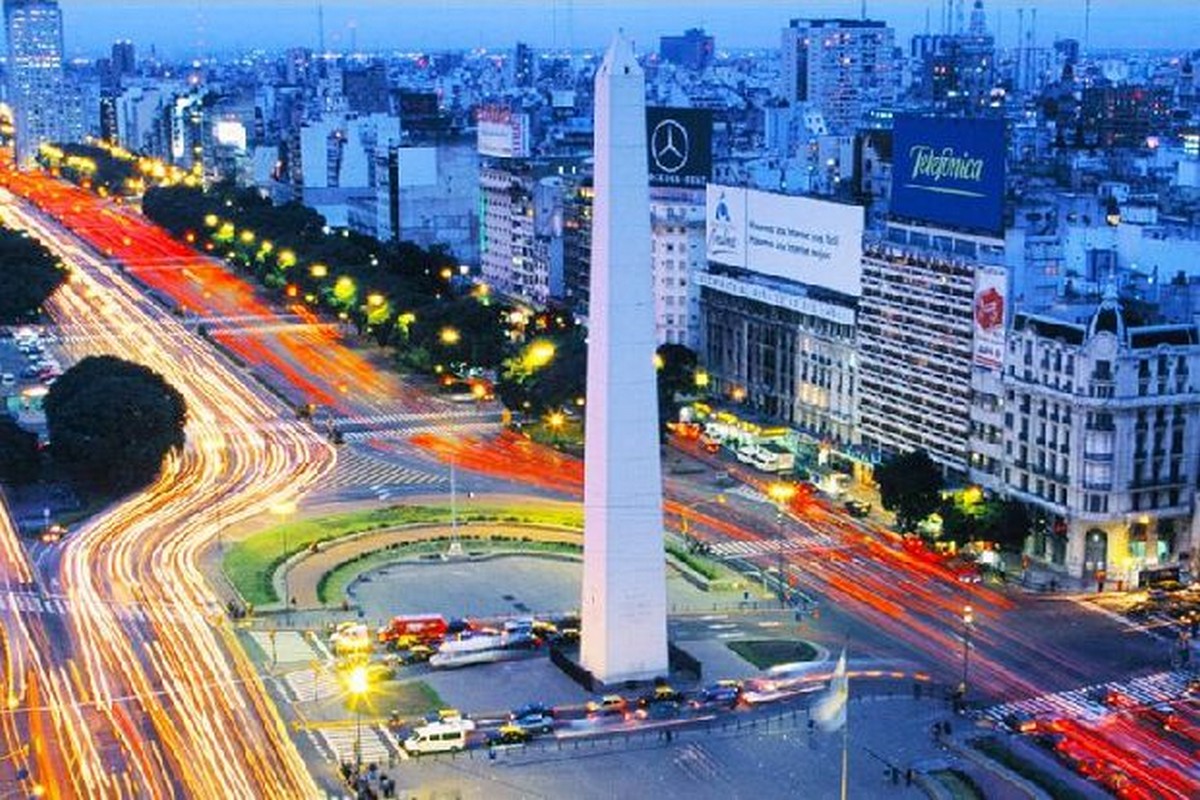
[{"xmin": 1087, "ymin": 284, "xmax": 1129, "ymax": 343}]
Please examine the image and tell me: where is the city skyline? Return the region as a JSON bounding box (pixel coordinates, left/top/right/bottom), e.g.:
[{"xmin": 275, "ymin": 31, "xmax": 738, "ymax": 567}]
[{"xmin": 39, "ymin": 0, "xmax": 1200, "ymax": 58}]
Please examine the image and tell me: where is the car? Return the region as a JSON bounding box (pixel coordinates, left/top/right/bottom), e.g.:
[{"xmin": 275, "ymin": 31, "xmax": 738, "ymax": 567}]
[
  {"xmin": 691, "ymin": 680, "xmax": 743, "ymax": 709},
  {"xmin": 423, "ymin": 708, "xmax": 468, "ymax": 725},
  {"xmin": 1, "ymin": 373, "xmax": 14, "ymax": 386},
  {"xmin": 510, "ymin": 712, "xmax": 555, "ymax": 734},
  {"xmin": 585, "ymin": 694, "xmax": 628, "ymax": 718},
  {"xmin": 1003, "ymin": 710, "xmax": 1038, "ymax": 734},
  {"xmin": 396, "ymin": 645, "xmax": 436, "ymax": 665},
  {"xmin": 488, "ymin": 723, "xmax": 531, "ymax": 745},
  {"xmin": 638, "ymin": 684, "xmax": 682, "ymax": 708},
  {"xmin": 843, "ymin": 499, "xmax": 871, "ymax": 518},
  {"xmin": 510, "ymin": 702, "xmax": 555, "ymax": 721}
]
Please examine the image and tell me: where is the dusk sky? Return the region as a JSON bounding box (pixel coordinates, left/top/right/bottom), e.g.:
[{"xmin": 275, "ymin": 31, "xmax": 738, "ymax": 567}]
[{"xmin": 50, "ymin": 0, "xmax": 1200, "ymax": 59}]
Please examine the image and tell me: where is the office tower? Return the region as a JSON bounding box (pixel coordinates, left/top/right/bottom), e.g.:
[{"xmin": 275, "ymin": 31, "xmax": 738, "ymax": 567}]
[
  {"xmin": 780, "ymin": 18, "xmax": 896, "ymax": 134},
  {"xmin": 580, "ymin": 34, "xmax": 669, "ymax": 684},
  {"xmin": 111, "ymin": 39, "xmax": 136, "ymax": 79},
  {"xmin": 659, "ymin": 28, "xmax": 714, "ymax": 71},
  {"xmin": 4, "ymin": 0, "xmax": 67, "ymax": 165},
  {"xmin": 513, "ymin": 42, "xmax": 535, "ymax": 88}
]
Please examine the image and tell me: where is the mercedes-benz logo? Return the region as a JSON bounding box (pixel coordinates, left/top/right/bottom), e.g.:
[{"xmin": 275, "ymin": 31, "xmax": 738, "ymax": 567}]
[{"xmin": 651, "ymin": 119, "xmax": 690, "ymax": 174}]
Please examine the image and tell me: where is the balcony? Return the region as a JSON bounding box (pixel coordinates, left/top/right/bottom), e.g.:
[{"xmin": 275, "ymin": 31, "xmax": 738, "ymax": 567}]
[{"xmin": 1083, "ymin": 451, "xmax": 1114, "ymax": 462}]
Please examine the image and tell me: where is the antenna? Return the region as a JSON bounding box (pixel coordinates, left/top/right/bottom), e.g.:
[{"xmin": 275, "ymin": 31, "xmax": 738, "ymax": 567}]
[
  {"xmin": 317, "ymin": 0, "xmax": 325, "ymax": 54},
  {"xmin": 1083, "ymin": 0, "xmax": 1091, "ymax": 55},
  {"xmin": 860, "ymin": 0, "xmax": 867, "ymax": 21}
]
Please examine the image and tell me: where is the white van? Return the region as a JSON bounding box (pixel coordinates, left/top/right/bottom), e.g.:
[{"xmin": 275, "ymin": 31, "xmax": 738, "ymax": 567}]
[{"xmin": 403, "ymin": 719, "xmax": 474, "ymax": 755}]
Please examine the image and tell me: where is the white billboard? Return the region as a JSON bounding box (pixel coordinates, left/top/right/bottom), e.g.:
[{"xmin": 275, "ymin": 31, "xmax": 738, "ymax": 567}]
[
  {"xmin": 972, "ymin": 264, "xmax": 1008, "ymax": 373},
  {"xmin": 706, "ymin": 185, "xmax": 864, "ymax": 297},
  {"xmin": 476, "ymin": 107, "xmax": 530, "ymax": 159}
]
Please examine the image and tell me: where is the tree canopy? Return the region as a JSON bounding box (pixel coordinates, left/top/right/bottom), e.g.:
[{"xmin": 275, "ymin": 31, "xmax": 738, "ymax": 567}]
[
  {"xmin": 875, "ymin": 449, "xmax": 943, "ymax": 533},
  {"xmin": 44, "ymin": 356, "xmax": 187, "ymax": 492},
  {"xmin": 0, "ymin": 416, "xmax": 40, "ymax": 485},
  {"xmin": 0, "ymin": 226, "xmax": 67, "ymax": 323}
]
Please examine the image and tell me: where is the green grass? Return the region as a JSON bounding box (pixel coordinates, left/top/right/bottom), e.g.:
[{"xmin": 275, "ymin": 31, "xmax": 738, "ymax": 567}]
[
  {"xmin": 316, "ymin": 537, "xmax": 583, "ymax": 604},
  {"xmin": 929, "ymin": 770, "xmax": 985, "ymax": 800},
  {"xmin": 972, "ymin": 737, "xmax": 1090, "ymax": 800},
  {"xmin": 223, "ymin": 503, "xmax": 583, "ymax": 606},
  {"xmin": 727, "ymin": 639, "xmax": 818, "ymax": 669},
  {"xmin": 352, "ymin": 678, "xmax": 445, "ymax": 721},
  {"xmin": 666, "ymin": 543, "xmax": 720, "ymax": 580}
]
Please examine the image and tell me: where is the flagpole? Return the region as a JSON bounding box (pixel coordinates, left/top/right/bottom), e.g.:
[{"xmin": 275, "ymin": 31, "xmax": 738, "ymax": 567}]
[
  {"xmin": 840, "ymin": 641, "xmax": 850, "ymax": 800},
  {"xmin": 840, "ymin": 701, "xmax": 849, "ymax": 800}
]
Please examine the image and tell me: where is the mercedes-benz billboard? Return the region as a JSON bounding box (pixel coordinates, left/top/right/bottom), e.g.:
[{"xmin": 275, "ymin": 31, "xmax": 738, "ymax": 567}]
[{"xmin": 646, "ymin": 107, "xmax": 712, "ymax": 189}]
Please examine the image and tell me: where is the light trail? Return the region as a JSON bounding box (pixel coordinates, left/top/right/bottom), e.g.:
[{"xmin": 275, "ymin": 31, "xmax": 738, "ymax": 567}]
[{"xmin": 0, "ymin": 183, "xmax": 335, "ymax": 796}]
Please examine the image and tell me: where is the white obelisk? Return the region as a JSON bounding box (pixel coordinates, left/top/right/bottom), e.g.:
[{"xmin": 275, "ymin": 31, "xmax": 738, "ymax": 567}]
[{"xmin": 579, "ymin": 33, "xmax": 669, "ymax": 684}]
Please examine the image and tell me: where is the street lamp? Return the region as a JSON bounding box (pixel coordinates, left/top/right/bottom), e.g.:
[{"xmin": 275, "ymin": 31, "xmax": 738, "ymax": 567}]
[
  {"xmin": 270, "ymin": 500, "xmax": 297, "ymax": 623},
  {"xmin": 547, "ymin": 411, "xmax": 565, "ymax": 446},
  {"xmin": 960, "ymin": 604, "xmax": 974, "ymax": 707},
  {"xmin": 439, "ymin": 326, "xmax": 461, "ymax": 346},
  {"xmin": 347, "ymin": 665, "xmax": 370, "ymax": 770},
  {"xmin": 768, "ymin": 482, "xmax": 797, "ymax": 607}
]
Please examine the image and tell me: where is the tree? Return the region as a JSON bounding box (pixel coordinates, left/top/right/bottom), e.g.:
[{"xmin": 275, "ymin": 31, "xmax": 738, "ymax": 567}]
[
  {"xmin": 44, "ymin": 356, "xmax": 187, "ymax": 493},
  {"xmin": 0, "ymin": 227, "xmax": 67, "ymax": 323},
  {"xmin": 0, "ymin": 416, "xmax": 40, "ymax": 485},
  {"xmin": 985, "ymin": 499, "xmax": 1032, "ymax": 552},
  {"xmin": 656, "ymin": 344, "xmax": 697, "ymax": 437},
  {"xmin": 875, "ymin": 450, "xmax": 943, "ymax": 534}
]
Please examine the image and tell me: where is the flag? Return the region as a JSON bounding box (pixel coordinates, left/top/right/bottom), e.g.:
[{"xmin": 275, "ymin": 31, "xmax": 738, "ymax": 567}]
[{"xmin": 812, "ymin": 648, "xmax": 848, "ymax": 732}]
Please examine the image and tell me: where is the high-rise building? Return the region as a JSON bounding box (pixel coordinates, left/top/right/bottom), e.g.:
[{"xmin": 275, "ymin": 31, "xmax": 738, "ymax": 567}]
[
  {"xmin": 111, "ymin": 39, "xmax": 136, "ymax": 79},
  {"xmin": 4, "ymin": 0, "xmax": 67, "ymax": 165},
  {"xmin": 659, "ymin": 28, "xmax": 714, "ymax": 72},
  {"xmin": 513, "ymin": 42, "xmax": 535, "ymax": 89},
  {"xmin": 858, "ymin": 223, "xmax": 1004, "ymax": 476},
  {"xmin": 780, "ymin": 18, "xmax": 896, "ymax": 135}
]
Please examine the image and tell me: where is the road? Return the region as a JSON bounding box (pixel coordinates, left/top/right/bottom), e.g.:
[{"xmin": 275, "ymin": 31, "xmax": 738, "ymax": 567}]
[
  {"xmin": 0, "ymin": 187, "xmax": 333, "ymax": 797},
  {"xmin": 1, "ymin": 169, "xmax": 1194, "ymax": 797}
]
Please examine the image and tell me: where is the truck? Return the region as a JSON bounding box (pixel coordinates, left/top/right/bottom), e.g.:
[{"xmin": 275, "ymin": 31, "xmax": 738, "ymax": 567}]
[{"xmin": 378, "ymin": 614, "xmax": 449, "ymax": 648}]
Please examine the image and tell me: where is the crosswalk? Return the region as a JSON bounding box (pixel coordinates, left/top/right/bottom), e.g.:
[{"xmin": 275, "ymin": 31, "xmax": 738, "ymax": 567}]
[
  {"xmin": 332, "ymin": 408, "xmax": 502, "ymax": 433},
  {"xmin": 283, "ymin": 665, "xmax": 345, "ymax": 703},
  {"xmin": 2, "ymin": 590, "xmax": 208, "ymax": 625},
  {"xmin": 312, "ymin": 724, "xmax": 396, "ymax": 767},
  {"xmin": 341, "ymin": 420, "xmax": 503, "ymax": 443},
  {"xmin": 707, "ymin": 537, "xmax": 849, "ymax": 559},
  {"xmin": 981, "ymin": 671, "xmax": 1194, "ymax": 726},
  {"xmin": 247, "ymin": 630, "xmax": 325, "ymax": 665},
  {"xmin": 322, "ymin": 449, "xmax": 446, "ymax": 496},
  {"xmin": 673, "ymin": 742, "xmax": 729, "ymax": 786}
]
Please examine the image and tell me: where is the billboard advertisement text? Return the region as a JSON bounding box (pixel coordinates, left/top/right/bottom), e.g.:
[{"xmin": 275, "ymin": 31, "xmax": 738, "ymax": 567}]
[
  {"xmin": 476, "ymin": 107, "xmax": 530, "ymax": 159},
  {"xmin": 706, "ymin": 185, "xmax": 864, "ymax": 297},
  {"xmin": 891, "ymin": 115, "xmax": 1005, "ymax": 235}
]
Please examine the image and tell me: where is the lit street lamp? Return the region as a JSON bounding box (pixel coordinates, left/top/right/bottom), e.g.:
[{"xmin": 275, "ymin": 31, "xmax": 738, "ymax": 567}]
[
  {"xmin": 768, "ymin": 482, "xmax": 797, "ymax": 607},
  {"xmin": 960, "ymin": 604, "xmax": 974, "ymax": 707},
  {"xmin": 547, "ymin": 411, "xmax": 565, "ymax": 446},
  {"xmin": 347, "ymin": 665, "xmax": 369, "ymax": 770}
]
